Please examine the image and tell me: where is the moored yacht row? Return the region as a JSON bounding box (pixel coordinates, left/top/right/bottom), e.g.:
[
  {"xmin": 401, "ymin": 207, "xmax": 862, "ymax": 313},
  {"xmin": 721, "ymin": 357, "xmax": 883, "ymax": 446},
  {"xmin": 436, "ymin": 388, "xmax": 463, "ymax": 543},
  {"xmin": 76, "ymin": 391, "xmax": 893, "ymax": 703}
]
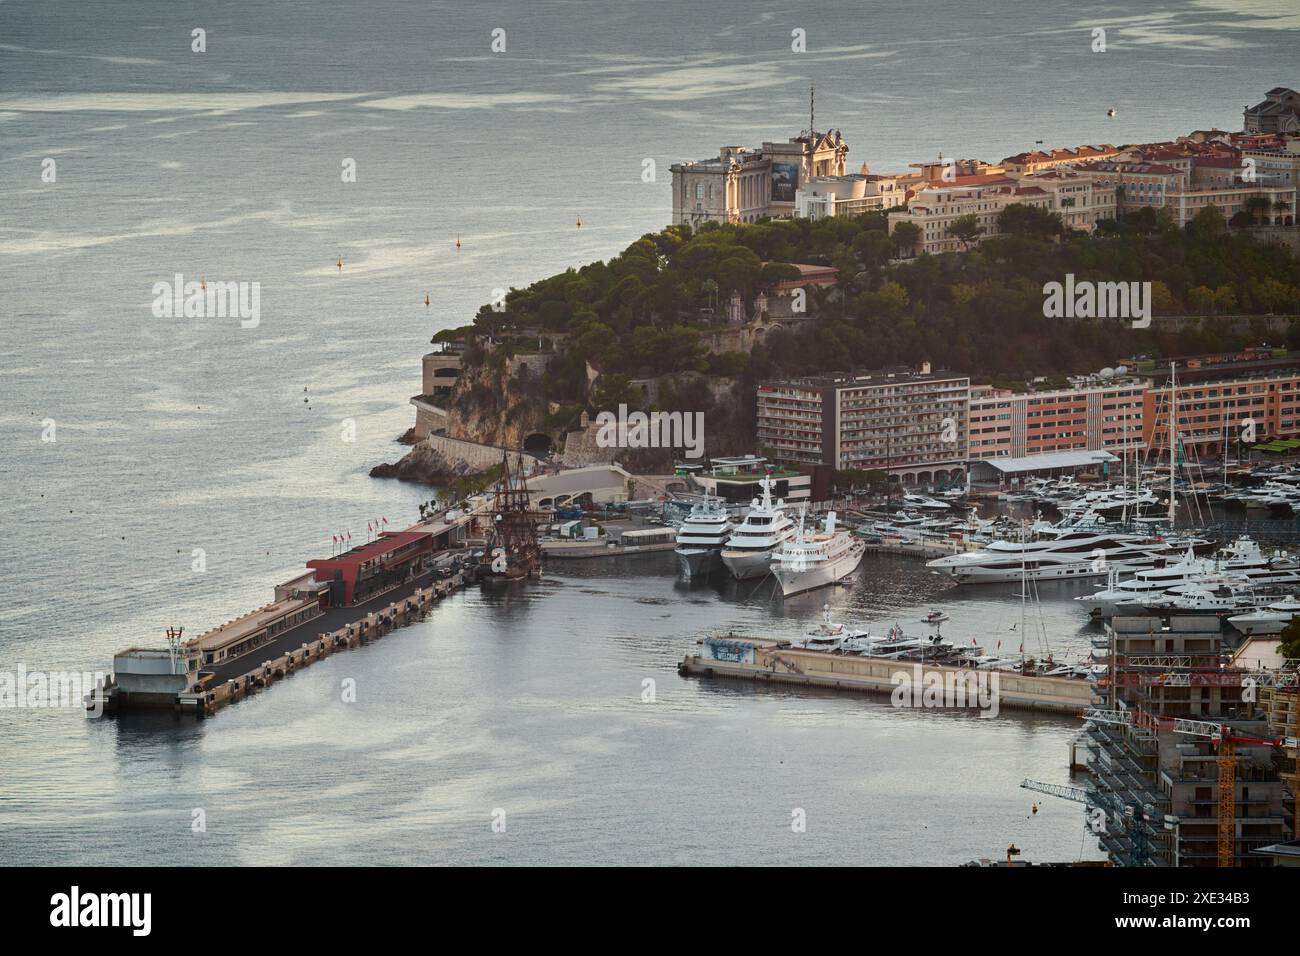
[{"xmin": 672, "ymin": 477, "xmax": 866, "ymax": 596}]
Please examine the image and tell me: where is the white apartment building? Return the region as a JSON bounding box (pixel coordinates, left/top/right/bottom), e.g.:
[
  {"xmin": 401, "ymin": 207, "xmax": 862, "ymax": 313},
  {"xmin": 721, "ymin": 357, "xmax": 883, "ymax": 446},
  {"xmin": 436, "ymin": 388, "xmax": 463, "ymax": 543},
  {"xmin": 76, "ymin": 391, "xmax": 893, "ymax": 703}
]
[
  {"xmin": 887, "ymin": 179, "xmax": 1054, "ymax": 256},
  {"xmin": 794, "ymin": 172, "xmax": 906, "ymax": 219}
]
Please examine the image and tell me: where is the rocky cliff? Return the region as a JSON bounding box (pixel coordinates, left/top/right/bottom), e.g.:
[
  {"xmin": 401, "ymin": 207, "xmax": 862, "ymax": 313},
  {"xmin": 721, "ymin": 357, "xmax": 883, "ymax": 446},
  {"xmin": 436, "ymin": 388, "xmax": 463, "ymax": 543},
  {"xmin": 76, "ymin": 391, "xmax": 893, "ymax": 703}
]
[{"xmin": 445, "ymin": 357, "xmax": 548, "ymax": 448}]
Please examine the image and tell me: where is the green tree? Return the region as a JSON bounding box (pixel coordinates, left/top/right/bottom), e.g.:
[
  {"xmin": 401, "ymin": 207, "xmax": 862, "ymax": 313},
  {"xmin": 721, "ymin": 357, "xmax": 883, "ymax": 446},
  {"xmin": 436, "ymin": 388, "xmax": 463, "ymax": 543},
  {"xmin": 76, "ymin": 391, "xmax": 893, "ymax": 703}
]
[
  {"xmin": 1280, "ymin": 617, "xmax": 1300, "ymax": 661},
  {"xmin": 998, "ymin": 203, "xmax": 1063, "ymax": 238},
  {"xmin": 891, "ymin": 221, "xmax": 921, "ymax": 257},
  {"xmin": 947, "ymin": 213, "xmax": 983, "ymax": 249}
]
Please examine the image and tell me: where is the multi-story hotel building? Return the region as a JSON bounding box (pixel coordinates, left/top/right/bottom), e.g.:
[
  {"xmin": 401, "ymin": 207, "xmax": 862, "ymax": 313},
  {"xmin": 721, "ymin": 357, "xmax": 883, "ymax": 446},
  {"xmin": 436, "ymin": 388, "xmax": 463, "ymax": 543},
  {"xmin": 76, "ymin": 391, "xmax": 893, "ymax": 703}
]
[
  {"xmin": 670, "ymin": 129, "xmax": 850, "ymax": 226},
  {"xmin": 1144, "ymin": 369, "xmax": 1300, "ymax": 461},
  {"xmin": 756, "ymin": 365, "xmax": 970, "ymax": 484},
  {"xmin": 968, "ymin": 379, "xmax": 1147, "ymax": 460}
]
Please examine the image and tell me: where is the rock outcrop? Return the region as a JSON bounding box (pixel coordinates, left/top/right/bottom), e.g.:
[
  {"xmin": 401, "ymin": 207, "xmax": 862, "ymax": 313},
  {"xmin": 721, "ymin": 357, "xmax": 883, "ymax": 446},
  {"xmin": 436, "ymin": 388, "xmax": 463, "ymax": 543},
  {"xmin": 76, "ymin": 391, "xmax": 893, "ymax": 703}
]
[{"xmin": 369, "ymin": 443, "xmax": 474, "ymax": 486}]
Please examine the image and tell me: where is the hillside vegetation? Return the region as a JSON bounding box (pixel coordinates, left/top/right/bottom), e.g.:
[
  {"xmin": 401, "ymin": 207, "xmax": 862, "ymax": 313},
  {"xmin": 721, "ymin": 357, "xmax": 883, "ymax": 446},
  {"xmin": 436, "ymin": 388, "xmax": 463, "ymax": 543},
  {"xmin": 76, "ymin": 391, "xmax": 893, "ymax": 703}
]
[{"xmin": 431, "ymin": 205, "xmax": 1300, "ymax": 459}]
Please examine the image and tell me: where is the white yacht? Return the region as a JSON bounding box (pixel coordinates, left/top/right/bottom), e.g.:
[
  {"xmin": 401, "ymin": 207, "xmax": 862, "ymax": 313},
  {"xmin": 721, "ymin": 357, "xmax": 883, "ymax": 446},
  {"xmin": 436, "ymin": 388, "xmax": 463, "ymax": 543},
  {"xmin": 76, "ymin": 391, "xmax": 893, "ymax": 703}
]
[
  {"xmin": 1214, "ymin": 535, "xmax": 1300, "ymax": 583},
  {"xmin": 720, "ymin": 476, "xmax": 796, "ymax": 580},
  {"xmin": 1143, "ymin": 580, "xmax": 1261, "ymax": 616},
  {"xmin": 1077, "ymin": 536, "xmax": 1300, "ymax": 617},
  {"xmin": 770, "ymin": 511, "xmax": 866, "ymax": 597},
  {"xmin": 674, "ymin": 495, "xmax": 733, "ymax": 579},
  {"xmin": 789, "ymin": 606, "xmax": 871, "ymax": 652},
  {"xmin": 927, "ymin": 526, "xmax": 1184, "ymax": 584},
  {"xmin": 1076, "ymin": 547, "xmax": 1214, "ymax": 617},
  {"xmin": 1228, "ymin": 595, "xmax": 1300, "ymax": 635},
  {"xmin": 902, "ymin": 492, "xmax": 952, "ymax": 511}
]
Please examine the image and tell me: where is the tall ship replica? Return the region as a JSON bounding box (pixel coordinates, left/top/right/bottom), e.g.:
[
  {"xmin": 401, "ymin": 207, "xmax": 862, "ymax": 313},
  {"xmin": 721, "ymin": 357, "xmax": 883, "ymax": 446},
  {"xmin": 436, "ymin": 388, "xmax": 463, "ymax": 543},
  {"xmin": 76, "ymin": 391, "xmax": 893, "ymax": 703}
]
[
  {"xmin": 771, "ymin": 510, "xmax": 865, "ymax": 597},
  {"xmin": 479, "ymin": 452, "xmax": 542, "ymax": 584},
  {"xmin": 674, "ymin": 495, "xmax": 734, "ymax": 579},
  {"xmin": 720, "ymin": 474, "xmax": 796, "ymax": 580}
]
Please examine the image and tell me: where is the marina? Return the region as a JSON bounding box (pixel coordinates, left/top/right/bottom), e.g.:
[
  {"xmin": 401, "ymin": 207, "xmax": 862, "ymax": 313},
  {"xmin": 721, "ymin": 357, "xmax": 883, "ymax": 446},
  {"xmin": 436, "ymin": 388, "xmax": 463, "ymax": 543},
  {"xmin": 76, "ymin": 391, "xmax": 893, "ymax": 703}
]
[{"xmin": 5, "ymin": 0, "xmax": 1300, "ymax": 888}]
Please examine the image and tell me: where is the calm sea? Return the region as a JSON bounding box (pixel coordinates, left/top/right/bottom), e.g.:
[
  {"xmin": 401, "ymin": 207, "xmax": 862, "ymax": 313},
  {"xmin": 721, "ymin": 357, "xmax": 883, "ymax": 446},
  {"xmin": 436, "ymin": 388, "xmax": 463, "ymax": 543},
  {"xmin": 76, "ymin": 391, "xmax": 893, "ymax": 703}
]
[{"xmin": 1, "ymin": 0, "xmax": 1296, "ymax": 864}]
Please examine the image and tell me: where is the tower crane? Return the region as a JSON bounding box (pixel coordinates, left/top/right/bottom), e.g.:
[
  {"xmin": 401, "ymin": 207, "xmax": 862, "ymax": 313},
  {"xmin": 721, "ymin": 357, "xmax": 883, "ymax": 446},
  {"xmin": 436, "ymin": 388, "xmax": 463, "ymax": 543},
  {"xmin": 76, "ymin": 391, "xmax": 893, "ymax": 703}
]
[
  {"xmin": 1021, "ymin": 777, "xmax": 1172, "ymax": 867},
  {"xmin": 1083, "ymin": 707, "xmax": 1299, "ymax": 867}
]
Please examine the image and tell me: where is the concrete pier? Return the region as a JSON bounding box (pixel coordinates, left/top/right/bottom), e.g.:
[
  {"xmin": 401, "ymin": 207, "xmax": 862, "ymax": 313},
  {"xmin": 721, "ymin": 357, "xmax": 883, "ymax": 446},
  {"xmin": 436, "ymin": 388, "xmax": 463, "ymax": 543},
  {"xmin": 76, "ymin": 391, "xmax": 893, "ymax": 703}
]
[
  {"xmin": 97, "ymin": 569, "xmax": 467, "ymax": 719},
  {"xmin": 679, "ymin": 636, "xmax": 1093, "ymax": 714},
  {"xmin": 175, "ymin": 572, "xmax": 464, "ymax": 718}
]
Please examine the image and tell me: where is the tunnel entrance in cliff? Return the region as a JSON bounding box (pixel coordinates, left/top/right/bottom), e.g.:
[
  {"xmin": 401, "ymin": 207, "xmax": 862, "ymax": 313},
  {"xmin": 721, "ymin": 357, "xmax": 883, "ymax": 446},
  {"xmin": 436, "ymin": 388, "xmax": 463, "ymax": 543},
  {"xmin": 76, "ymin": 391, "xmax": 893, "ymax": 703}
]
[{"xmin": 523, "ymin": 433, "xmax": 553, "ymax": 458}]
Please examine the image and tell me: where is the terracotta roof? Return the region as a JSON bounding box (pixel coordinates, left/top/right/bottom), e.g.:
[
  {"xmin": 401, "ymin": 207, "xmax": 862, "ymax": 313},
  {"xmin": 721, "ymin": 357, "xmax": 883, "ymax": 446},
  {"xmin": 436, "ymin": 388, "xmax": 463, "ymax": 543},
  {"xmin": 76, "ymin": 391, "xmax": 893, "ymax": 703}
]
[{"xmin": 1077, "ymin": 161, "xmax": 1182, "ymax": 176}]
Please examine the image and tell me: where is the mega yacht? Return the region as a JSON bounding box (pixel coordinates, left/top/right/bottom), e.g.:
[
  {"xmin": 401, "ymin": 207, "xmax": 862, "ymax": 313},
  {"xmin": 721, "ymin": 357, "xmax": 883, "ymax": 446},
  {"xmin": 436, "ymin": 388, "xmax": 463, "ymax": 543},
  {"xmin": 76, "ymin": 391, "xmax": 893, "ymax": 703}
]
[
  {"xmin": 927, "ymin": 526, "xmax": 1187, "ymax": 584},
  {"xmin": 719, "ymin": 476, "xmax": 796, "ymax": 580},
  {"xmin": 1227, "ymin": 595, "xmax": 1300, "ymax": 636},
  {"xmin": 770, "ymin": 511, "xmax": 866, "ymax": 597},
  {"xmin": 673, "ymin": 495, "xmax": 733, "ymax": 579}
]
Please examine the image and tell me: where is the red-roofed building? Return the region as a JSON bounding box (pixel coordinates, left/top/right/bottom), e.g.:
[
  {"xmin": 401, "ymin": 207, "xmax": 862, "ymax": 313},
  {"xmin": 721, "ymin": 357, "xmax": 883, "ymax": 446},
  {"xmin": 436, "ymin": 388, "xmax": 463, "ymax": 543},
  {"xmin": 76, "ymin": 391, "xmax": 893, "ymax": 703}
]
[
  {"xmin": 1001, "ymin": 144, "xmax": 1118, "ymax": 174},
  {"xmin": 306, "ymin": 531, "xmax": 434, "ymax": 606}
]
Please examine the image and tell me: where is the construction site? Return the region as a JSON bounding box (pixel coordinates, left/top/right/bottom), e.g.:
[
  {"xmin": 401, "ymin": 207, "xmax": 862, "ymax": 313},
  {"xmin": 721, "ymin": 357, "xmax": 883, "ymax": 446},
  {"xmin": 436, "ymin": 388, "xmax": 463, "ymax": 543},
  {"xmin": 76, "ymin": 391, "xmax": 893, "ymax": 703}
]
[{"xmin": 1024, "ymin": 614, "xmax": 1300, "ymax": 867}]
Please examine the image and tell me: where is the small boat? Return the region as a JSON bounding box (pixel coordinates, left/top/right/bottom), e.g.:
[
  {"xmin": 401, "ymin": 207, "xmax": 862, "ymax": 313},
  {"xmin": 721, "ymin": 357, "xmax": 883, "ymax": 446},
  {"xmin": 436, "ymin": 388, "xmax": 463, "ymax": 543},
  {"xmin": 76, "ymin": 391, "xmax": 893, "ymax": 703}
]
[{"xmin": 922, "ymin": 610, "xmax": 949, "ymax": 625}]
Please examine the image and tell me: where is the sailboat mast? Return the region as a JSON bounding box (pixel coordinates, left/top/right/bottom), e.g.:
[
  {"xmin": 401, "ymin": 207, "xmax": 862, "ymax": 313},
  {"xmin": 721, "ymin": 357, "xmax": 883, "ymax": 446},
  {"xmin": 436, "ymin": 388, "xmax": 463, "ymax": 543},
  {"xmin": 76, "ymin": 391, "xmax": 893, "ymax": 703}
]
[
  {"xmin": 1019, "ymin": 520, "xmax": 1027, "ymax": 667},
  {"xmin": 1168, "ymin": 362, "xmax": 1177, "ymax": 527}
]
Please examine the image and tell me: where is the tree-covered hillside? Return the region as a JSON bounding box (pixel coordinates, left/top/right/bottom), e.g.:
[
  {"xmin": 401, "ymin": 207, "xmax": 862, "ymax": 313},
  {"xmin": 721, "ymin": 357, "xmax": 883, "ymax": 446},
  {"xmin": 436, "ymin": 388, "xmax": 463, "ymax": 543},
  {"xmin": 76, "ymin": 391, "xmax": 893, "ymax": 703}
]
[{"xmin": 438, "ymin": 204, "xmax": 1300, "ymax": 408}]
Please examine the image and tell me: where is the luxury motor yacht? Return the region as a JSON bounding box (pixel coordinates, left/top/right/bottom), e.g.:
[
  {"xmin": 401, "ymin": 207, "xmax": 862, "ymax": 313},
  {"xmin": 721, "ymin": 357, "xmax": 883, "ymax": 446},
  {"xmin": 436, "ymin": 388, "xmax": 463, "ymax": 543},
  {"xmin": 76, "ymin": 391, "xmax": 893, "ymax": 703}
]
[
  {"xmin": 927, "ymin": 526, "xmax": 1188, "ymax": 584},
  {"xmin": 673, "ymin": 495, "xmax": 734, "ymax": 579},
  {"xmin": 720, "ymin": 475, "xmax": 796, "ymax": 580},
  {"xmin": 1227, "ymin": 595, "xmax": 1300, "ymax": 635},
  {"xmin": 1077, "ymin": 536, "xmax": 1300, "ymax": 617},
  {"xmin": 770, "ymin": 511, "xmax": 866, "ymax": 597}
]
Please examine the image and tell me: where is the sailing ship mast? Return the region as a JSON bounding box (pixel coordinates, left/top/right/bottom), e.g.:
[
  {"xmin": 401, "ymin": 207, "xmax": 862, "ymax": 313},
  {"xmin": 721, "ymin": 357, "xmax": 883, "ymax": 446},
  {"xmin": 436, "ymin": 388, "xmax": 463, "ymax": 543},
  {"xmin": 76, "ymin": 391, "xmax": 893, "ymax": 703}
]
[{"xmin": 481, "ymin": 452, "xmax": 541, "ymax": 581}]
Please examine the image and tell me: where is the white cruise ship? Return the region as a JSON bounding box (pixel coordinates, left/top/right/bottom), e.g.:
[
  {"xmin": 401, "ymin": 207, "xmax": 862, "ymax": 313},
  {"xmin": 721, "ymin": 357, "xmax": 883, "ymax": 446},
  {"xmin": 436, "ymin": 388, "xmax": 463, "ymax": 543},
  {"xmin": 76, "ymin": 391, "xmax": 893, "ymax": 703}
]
[
  {"xmin": 720, "ymin": 476, "xmax": 796, "ymax": 580},
  {"xmin": 927, "ymin": 527, "xmax": 1185, "ymax": 584},
  {"xmin": 770, "ymin": 512, "xmax": 866, "ymax": 597},
  {"xmin": 674, "ymin": 496, "xmax": 733, "ymax": 579}
]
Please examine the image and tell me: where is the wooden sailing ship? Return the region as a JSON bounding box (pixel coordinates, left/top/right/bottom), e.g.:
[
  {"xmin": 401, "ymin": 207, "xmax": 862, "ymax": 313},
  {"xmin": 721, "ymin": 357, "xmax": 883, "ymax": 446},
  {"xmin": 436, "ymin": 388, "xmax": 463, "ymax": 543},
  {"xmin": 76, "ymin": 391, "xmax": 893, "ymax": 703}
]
[{"xmin": 480, "ymin": 452, "xmax": 542, "ymax": 583}]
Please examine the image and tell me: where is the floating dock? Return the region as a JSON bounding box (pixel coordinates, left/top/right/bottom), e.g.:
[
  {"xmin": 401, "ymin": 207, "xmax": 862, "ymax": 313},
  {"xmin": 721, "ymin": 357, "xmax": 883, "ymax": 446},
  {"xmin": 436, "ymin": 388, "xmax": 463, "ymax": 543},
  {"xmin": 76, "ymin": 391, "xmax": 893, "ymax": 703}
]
[{"xmin": 678, "ymin": 635, "xmax": 1093, "ymax": 714}]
